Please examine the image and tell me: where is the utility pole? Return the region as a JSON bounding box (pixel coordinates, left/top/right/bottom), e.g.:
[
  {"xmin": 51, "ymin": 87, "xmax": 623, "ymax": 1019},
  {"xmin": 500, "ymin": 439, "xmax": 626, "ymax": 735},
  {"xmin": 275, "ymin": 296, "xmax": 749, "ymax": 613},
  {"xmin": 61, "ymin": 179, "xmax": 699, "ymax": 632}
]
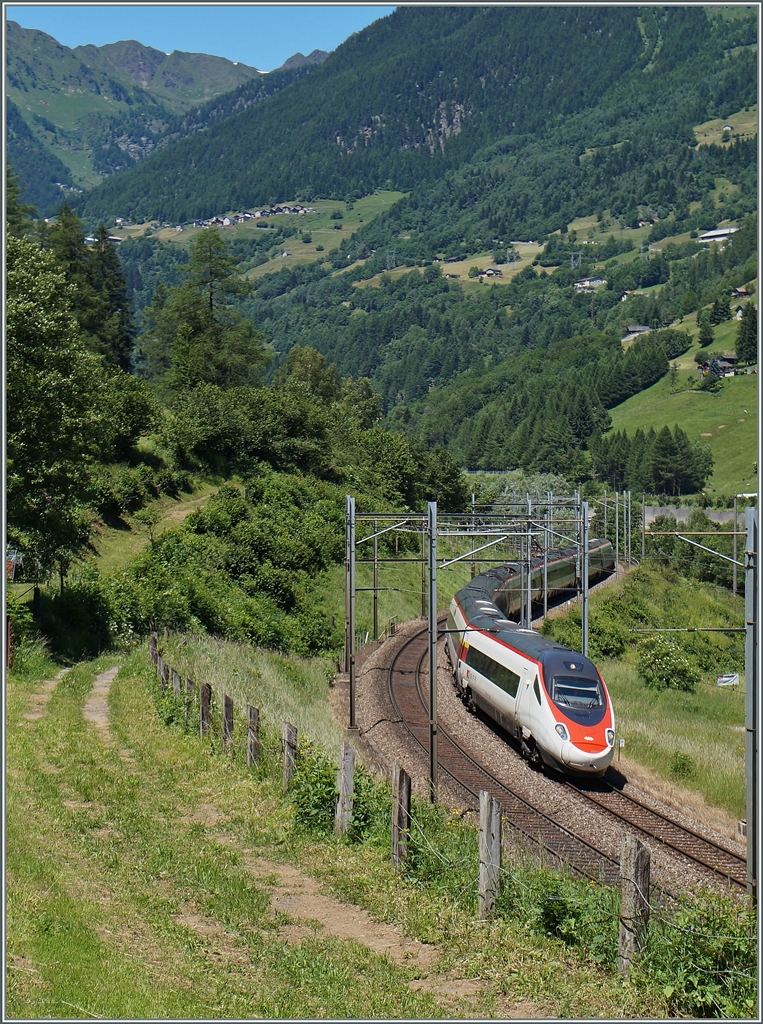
[
  {"xmin": 744, "ymin": 507, "xmax": 757, "ymax": 901},
  {"xmin": 428, "ymin": 502, "xmax": 438, "ymax": 803},
  {"xmin": 373, "ymin": 518, "xmax": 379, "ymax": 641},
  {"xmin": 582, "ymin": 501, "xmax": 589, "ymax": 656},
  {"xmin": 347, "ymin": 496, "xmax": 357, "ymax": 730}
]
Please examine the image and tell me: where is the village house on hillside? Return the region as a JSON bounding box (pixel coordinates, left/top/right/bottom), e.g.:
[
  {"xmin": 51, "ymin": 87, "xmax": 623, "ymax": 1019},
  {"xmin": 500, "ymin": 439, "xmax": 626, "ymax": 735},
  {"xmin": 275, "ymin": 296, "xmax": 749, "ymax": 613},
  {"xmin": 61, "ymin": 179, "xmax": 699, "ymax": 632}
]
[{"xmin": 574, "ymin": 276, "xmax": 605, "ymax": 292}]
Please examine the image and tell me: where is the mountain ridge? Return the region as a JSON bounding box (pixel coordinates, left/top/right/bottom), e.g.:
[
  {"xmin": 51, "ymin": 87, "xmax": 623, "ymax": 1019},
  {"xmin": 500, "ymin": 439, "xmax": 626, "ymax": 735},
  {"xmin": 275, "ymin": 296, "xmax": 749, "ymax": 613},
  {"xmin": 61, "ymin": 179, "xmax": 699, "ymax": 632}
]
[{"xmin": 5, "ymin": 20, "xmax": 329, "ymax": 212}]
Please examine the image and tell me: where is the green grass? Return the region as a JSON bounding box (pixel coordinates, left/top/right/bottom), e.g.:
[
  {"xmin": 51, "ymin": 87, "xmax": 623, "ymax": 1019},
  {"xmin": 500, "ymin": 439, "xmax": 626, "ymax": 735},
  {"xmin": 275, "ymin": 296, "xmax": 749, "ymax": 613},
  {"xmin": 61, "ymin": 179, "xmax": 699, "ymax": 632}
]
[
  {"xmin": 694, "ymin": 104, "xmax": 758, "ymax": 148},
  {"xmin": 159, "ymin": 635, "xmax": 344, "ymax": 753},
  {"xmin": 608, "ymin": 370, "xmax": 758, "ymax": 495},
  {"xmin": 5, "ymin": 646, "xmax": 675, "ymax": 1019},
  {"xmin": 603, "ymin": 661, "xmax": 746, "ymax": 818},
  {"xmin": 5, "ymin": 652, "xmax": 447, "ymax": 1019}
]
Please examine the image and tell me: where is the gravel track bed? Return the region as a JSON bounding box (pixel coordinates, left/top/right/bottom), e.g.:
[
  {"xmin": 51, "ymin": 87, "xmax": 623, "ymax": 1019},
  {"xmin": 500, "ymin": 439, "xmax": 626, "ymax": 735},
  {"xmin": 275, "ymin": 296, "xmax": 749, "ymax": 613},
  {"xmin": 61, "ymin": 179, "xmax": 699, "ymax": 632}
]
[{"xmin": 344, "ymin": 618, "xmax": 746, "ymax": 899}]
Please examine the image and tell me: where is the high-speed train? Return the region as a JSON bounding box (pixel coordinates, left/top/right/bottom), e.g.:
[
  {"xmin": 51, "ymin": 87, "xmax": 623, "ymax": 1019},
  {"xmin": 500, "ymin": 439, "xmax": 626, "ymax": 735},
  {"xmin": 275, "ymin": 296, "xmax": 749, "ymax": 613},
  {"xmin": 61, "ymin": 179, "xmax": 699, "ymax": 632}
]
[{"xmin": 445, "ymin": 540, "xmax": 616, "ymax": 776}]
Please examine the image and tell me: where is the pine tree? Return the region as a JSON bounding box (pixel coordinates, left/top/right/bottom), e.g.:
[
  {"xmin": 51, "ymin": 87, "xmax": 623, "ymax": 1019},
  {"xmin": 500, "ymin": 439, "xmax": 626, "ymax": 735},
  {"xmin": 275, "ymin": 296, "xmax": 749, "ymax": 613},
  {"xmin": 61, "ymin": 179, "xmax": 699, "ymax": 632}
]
[
  {"xmin": 89, "ymin": 225, "xmax": 136, "ymax": 371},
  {"xmin": 698, "ymin": 318, "xmax": 714, "ymax": 347},
  {"xmin": 648, "ymin": 425, "xmax": 679, "ymax": 495},
  {"xmin": 6, "ymin": 164, "xmax": 36, "ymax": 238},
  {"xmin": 709, "ymin": 293, "xmax": 731, "ymax": 326},
  {"xmin": 140, "ymin": 228, "xmax": 270, "ymax": 390},
  {"xmin": 47, "ymin": 209, "xmax": 137, "ymax": 370},
  {"xmin": 6, "ymin": 235, "xmax": 106, "ymax": 576},
  {"xmin": 735, "ymin": 302, "xmax": 758, "ymax": 365}
]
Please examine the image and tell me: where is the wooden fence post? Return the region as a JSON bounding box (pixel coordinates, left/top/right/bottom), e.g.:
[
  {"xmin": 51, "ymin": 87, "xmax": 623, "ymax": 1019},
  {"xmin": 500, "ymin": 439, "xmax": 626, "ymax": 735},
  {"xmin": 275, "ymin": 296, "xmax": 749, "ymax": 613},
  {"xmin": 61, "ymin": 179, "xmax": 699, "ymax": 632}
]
[
  {"xmin": 184, "ymin": 677, "xmax": 194, "ymax": 724},
  {"xmin": 247, "ymin": 705, "xmax": 260, "ymax": 766},
  {"xmin": 391, "ymin": 763, "xmax": 411, "ymax": 870},
  {"xmin": 479, "ymin": 790, "xmax": 502, "ymax": 920},
  {"xmin": 199, "ymin": 682, "xmax": 211, "ymax": 739},
  {"xmin": 156, "ymin": 655, "xmax": 167, "ymax": 693},
  {"xmin": 172, "ymin": 668, "xmax": 181, "ymax": 697},
  {"xmin": 334, "ymin": 740, "xmax": 356, "ymax": 834},
  {"xmin": 149, "ymin": 632, "xmax": 158, "ymax": 665},
  {"xmin": 281, "ymin": 722, "xmax": 297, "ymax": 789},
  {"xmin": 222, "ymin": 694, "xmax": 233, "ymax": 752},
  {"xmin": 618, "ymin": 833, "xmax": 651, "ymax": 978}
]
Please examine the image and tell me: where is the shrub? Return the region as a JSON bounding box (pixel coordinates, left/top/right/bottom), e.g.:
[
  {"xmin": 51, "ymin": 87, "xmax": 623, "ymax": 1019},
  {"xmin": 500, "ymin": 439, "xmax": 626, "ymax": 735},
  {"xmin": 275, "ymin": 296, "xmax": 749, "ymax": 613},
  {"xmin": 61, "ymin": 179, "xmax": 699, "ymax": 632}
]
[
  {"xmin": 636, "ymin": 889, "xmax": 757, "ymax": 1018},
  {"xmin": 669, "ymin": 751, "xmax": 695, "ymax": 779},
  {"xmin": 588, "ymin": 613, "xmax": 628, "ymax": 658},
  {"xmin": 291, "ymin": 740, "xmax": 337, "ymax": 833},
  {"xmin": 636, "ymin": 634, "xmax": 700, "ymax": 692}
]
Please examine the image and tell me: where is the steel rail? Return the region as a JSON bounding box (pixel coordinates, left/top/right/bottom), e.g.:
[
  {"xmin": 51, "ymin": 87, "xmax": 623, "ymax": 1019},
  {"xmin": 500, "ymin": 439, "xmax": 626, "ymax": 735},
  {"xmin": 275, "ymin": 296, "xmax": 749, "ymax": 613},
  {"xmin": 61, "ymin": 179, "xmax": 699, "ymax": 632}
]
[{"xmin": 565, "ymin": 779, "xmax": 747, "ymax": 891}]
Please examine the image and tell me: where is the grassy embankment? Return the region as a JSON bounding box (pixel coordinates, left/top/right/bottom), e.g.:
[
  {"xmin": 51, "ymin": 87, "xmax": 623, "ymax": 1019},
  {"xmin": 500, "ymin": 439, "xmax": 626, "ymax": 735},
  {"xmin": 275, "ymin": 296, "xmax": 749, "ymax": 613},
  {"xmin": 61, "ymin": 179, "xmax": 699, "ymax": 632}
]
[{"xmin": 8, "ymin": 643, "xmax": 678, "ymax": 1020}]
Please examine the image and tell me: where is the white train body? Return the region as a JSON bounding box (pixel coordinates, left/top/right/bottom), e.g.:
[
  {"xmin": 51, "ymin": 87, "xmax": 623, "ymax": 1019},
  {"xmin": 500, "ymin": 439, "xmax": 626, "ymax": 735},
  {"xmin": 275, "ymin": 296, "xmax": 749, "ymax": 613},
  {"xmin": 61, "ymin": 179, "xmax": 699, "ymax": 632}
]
[{"xmin": 446, "ymin": 543, "xmax": 615, "ymax": 776}]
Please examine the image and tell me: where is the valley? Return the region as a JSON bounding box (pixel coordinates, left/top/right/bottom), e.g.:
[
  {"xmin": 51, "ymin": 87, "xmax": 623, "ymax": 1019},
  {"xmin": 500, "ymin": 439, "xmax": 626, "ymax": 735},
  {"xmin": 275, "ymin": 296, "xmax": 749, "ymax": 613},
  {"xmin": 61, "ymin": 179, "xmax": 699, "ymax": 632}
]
[{"xmin": 5, "ymin": 7, "xmax": 759, "ymax": 1016}]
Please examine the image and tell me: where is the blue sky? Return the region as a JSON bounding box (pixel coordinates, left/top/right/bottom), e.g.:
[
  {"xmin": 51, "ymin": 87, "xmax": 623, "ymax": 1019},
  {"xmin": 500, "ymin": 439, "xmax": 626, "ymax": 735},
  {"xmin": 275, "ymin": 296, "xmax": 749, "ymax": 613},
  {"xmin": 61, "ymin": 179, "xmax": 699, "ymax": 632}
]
[{"xmin": 5, "ymin": 4, "xmax": 397, "ymax": 71}]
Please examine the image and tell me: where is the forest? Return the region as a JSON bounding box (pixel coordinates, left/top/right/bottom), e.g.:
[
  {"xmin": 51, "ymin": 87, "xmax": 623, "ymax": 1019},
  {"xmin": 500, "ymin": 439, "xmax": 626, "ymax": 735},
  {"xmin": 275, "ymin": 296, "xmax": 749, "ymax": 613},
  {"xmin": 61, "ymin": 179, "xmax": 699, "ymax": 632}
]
[
  {"xmin": 77, "ymin": 6, "xmax": 756, "ymax": 232},
  {"xmin": 6, "ymin": 182, "xmax": 465, "ymax": 656},
  {"xmin": 6, "ymin": 4, "xmax": 758, "ymax": 658}
]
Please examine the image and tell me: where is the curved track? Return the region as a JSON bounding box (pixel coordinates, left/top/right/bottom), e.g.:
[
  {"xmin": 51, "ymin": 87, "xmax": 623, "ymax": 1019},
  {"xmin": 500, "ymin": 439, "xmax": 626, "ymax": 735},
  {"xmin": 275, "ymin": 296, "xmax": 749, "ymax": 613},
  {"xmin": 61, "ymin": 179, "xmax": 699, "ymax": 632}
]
[
  {"xmin": 386, "ymin": 622, "xmax": 746, "ymax": 893},
  {"xmin": 388, "ymin": 623, "xmax": 620, "ymax": 886},
  {"xmin": 565, "ymin": 779, "xmax": 747, "ymax": 891}
]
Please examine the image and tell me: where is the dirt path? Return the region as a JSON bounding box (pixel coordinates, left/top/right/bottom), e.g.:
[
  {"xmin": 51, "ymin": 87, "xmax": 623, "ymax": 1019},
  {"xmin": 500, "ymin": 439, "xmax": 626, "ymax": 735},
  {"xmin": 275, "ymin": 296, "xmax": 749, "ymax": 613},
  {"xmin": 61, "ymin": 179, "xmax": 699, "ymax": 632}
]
[
  {"xmin": 23, "ymin": 668, "xmax": 71, "ymax": 721},
  {"xmin": 80, "ymin": 664, "xmax": 498, "ymax": 1016}
]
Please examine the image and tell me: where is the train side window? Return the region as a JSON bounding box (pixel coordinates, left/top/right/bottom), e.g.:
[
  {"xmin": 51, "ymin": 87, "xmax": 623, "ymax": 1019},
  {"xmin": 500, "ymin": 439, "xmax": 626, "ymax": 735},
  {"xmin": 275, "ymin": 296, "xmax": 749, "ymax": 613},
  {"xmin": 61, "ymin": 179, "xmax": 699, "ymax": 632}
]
[
  {"xmin": 533, "ymin": 676, "xmax": 542, "ymax": 705},
  {"xmin": 465, "ymin": 646, "xmax": 520, "ymax": 697}
]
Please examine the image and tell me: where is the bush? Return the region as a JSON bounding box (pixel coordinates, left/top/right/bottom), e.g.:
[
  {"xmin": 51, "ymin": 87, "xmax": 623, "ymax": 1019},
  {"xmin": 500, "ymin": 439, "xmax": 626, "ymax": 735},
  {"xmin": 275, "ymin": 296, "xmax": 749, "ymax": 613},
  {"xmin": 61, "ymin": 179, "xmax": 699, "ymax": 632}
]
[
  {"xmin": 636, "ymin": 634, "xmax": 700, "ymax": 692},
  {"xmin": 498, "ymin": 869, "xmax": 619, "ymax": 967},
  {"xmin": 669, "ymin": 751, "xmax": 695, "ymax": 779},
  {"xmin": 291, "ymin": 740, "xmax": 337, "ymax": 833},
  {"xmin": 588, "ymin": 613, "xmax": 628, "ymax": 658},
  {"xmin": 635, "ymin": 889, "xmax": 757, "ymax": 1018}
]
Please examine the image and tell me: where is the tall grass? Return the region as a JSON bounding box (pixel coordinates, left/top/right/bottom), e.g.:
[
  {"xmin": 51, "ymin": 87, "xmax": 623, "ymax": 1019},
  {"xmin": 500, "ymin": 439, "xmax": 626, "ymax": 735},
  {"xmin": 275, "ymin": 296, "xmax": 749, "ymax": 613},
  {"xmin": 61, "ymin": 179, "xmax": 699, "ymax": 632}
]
[
  {"xmin": 158, "ymin": 634, "xmax": 344, "ymax": 753},
  {"xmin": 603, "ymin": 660, "xmax": 746, "ymax": 818}
]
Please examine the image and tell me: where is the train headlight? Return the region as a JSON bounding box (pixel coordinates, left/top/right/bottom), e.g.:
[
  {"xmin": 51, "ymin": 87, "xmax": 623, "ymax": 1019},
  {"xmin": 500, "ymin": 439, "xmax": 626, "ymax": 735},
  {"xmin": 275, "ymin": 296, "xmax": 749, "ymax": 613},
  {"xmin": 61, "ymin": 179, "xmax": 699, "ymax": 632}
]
[
  {"xmin": 606, "ymin": 729, "xmax": 615, "ymax": 745},
  {"xmin": 554, "ymin": 723, "xmax": 569, "ymax": 741}
]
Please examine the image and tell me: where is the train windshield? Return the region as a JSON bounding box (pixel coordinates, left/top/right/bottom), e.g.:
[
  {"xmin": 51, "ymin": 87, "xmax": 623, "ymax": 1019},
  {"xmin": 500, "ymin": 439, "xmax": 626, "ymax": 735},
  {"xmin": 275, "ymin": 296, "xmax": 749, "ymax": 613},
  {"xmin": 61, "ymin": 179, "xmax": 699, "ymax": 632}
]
[{"xmin": 551, "ymin": 676, "xmax": 603, "ymax": 708}]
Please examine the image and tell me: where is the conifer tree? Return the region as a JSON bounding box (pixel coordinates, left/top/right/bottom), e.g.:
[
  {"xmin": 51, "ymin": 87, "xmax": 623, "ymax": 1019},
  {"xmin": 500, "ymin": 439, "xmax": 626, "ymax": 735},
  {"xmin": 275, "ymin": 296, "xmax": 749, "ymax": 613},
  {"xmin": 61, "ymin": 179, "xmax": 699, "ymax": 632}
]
[
  {"xmin": 140, "ymin": 228, "xmax": 270, "ymax": 390},
  {"xmin": 735, "ymin": 302, "xmax": 757, "ymax": 365},
  {"xmin": 6, "ymin": 235, "xmax": 106, "ymax": 578},
  {"xmin": 6, "ymin": 165, "xmax": 36, "ymax": 238}
]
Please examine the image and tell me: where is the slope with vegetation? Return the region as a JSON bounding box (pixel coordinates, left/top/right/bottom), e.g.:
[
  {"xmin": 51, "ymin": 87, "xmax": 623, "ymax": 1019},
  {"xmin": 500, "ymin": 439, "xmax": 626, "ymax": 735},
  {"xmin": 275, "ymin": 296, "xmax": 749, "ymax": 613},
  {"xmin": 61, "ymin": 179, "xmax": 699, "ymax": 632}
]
[
  {"xmin": 5, "ymin": 19, "xmax": 323, "ymax": 212},
  {"xmin": 5, "ymin": 177, "xmax": 466, "ymax": 664},
  {"xmin": 57, "ymin": 5, "xmax": 755, "ymax": 493}
]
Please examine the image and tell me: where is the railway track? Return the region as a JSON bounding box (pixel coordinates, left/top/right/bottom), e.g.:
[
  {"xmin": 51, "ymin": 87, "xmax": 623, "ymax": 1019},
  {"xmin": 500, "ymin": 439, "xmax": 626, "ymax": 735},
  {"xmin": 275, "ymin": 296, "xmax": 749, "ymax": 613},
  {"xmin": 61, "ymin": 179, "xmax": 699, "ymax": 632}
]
[
  {"xmin": 565, "ymin": 779, "xmax": 747, "ymax": 891},
  {"xmin": 385, "ymin": 621, "xmax": 747, "ymax": 894},
  {"xmin": 388, "ymin": 623, "xmax": 621, "ymax": 886}
]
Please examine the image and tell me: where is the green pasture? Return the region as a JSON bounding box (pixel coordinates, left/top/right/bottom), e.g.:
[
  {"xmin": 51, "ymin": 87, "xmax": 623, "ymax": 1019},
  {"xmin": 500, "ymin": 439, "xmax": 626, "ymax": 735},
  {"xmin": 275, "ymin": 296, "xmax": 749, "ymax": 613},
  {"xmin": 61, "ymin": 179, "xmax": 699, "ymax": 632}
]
[
  {"xmin": 608, "ymin": 371, "xmax": 757, "ymax": 495},
  {"xmin": 694, "ymin": 104, "xmax": 758, "ymax": 148}
]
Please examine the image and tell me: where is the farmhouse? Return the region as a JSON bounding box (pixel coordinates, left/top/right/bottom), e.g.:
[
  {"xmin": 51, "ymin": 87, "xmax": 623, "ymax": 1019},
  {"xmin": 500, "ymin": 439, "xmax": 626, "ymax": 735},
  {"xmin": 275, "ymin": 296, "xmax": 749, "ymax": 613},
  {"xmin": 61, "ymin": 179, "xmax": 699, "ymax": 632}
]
[
  {"xmin": 574, "ymin": 276, "xmax": 605, "ymax": 292},
  {"xmin": 698, "ymin": 227, "xmax": 739, "ymax": 243}
]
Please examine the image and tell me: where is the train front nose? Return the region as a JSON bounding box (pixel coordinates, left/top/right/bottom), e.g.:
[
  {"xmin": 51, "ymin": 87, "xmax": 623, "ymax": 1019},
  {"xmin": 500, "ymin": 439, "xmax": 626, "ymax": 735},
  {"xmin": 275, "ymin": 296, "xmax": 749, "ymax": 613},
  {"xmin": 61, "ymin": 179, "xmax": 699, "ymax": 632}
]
[{"xmin": 560, "ymin": 740, "xmax": 612, "ymax": 774}]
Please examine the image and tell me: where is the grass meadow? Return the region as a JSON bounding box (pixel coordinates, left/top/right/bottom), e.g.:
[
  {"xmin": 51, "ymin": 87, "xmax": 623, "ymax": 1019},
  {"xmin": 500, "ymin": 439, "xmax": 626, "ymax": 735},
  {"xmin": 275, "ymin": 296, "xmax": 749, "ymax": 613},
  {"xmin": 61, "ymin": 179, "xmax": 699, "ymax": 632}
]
[
  {"xmin": 608, "ymin": 370, "xmax": 757, "ymax": 495},
  {"xmin": 6, "ymin": 648, "xmax": 674, "ymax": 1019}
]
